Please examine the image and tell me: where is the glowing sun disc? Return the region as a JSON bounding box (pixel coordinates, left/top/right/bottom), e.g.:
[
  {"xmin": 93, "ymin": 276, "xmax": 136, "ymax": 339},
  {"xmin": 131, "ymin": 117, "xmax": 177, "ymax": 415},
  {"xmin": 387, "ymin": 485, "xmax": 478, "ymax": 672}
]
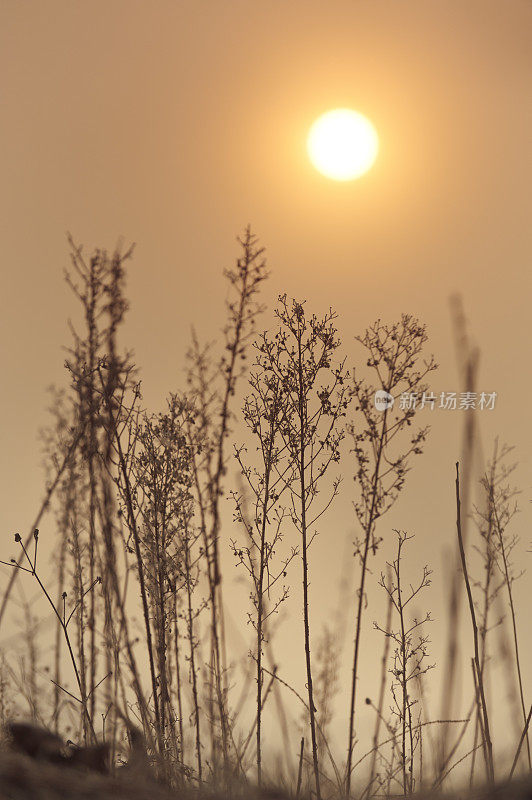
[{"xmin": 307, "ymin": 109, "xmax": 379, "ymax": 180}]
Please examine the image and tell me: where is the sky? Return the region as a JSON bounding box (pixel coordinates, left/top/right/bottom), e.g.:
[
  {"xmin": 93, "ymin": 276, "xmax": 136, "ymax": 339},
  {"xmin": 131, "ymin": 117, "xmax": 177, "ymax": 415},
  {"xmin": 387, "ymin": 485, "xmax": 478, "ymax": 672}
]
[{"xmin": 1, "ymin": 0, "xmax": 531, "ymax": 772}]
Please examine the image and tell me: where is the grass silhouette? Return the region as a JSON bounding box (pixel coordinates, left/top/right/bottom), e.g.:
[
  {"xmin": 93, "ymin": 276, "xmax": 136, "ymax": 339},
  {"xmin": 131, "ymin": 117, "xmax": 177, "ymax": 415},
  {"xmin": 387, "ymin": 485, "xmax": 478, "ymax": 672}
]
[{"xmin": 0, "ymin": 232, "xmax": 529, "ymax": 799}]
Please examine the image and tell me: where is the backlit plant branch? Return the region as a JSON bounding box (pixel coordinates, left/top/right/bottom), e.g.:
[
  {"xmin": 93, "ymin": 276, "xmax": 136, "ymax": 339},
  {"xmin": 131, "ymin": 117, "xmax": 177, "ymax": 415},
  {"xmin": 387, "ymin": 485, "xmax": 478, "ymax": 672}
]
[
  {"xmin": 346, "ymin": 314, "xmax": 437, "ymax": 794},
  {"xmin": 254, "ymin": 294, "xmax": 350, "ymax": 800}
]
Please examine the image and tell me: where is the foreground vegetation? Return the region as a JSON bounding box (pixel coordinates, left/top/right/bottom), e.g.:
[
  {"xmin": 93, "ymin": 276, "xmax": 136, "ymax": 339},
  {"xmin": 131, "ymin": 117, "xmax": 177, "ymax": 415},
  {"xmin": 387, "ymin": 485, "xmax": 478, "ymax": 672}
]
[{"xmin": 0, "ymin": 231, "xmax": 529, "ymax": 798}]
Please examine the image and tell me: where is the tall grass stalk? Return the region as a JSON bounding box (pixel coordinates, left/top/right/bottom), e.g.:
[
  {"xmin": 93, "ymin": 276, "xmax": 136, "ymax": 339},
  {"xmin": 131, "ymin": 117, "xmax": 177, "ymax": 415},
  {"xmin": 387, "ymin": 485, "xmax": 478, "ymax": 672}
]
[
  {"xmin": 455, "ymin": 463, "xmax": 494, "ymax": 784},
  {"xmin": 346, "ymin": 316, "xmax": 436, "ymax": 794}
]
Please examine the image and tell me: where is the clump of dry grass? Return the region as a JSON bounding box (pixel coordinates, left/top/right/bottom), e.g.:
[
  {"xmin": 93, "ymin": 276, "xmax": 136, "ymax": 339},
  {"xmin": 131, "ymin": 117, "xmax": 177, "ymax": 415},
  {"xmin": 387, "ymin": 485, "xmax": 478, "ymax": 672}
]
[{"xmin": 0, "ymin": 233, "xmax": 529, "ymax": 800}]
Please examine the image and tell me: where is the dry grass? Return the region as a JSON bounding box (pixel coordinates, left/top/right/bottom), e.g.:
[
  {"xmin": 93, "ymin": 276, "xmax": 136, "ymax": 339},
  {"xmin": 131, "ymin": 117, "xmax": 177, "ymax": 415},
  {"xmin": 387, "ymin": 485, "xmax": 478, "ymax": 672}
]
[{"xmin": 0, "ymin": 232, "xmax": 529, "ymax": 799}]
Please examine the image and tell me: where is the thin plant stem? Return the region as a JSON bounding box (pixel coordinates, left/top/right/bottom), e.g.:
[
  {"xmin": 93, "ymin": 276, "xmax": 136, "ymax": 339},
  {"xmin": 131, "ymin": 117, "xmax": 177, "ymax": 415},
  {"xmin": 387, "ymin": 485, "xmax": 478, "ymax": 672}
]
[{"xmin": 455, "ymin": 462, "xmax": 494, "ymax": 783}]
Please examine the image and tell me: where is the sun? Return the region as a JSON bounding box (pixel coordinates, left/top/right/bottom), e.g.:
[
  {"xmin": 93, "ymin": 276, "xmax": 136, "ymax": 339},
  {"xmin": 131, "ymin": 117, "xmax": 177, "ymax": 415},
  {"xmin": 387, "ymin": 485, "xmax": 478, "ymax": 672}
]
[{"xmin": 307, "ymin": 108, "xmax": 379, "ymax": 181}]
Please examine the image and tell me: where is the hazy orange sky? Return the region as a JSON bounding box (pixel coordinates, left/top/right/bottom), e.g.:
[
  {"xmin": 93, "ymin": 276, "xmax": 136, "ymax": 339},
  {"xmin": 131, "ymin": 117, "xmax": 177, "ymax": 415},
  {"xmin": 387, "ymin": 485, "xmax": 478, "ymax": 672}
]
[{"xmin": 1, "ymin": 0, "xmax": 531, "ymax": 763}]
